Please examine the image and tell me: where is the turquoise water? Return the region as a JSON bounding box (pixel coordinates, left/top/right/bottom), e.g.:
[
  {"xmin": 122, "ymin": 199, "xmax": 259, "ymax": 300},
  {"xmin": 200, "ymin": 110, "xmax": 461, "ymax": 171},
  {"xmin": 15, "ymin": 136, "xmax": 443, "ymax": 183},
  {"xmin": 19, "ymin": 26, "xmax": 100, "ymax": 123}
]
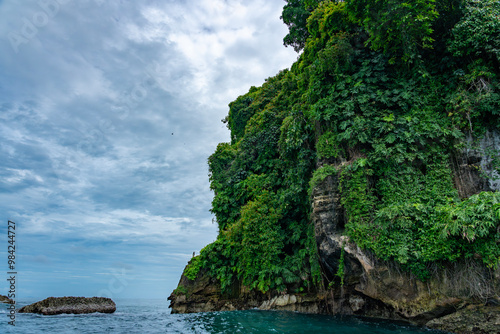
[{"xmin": 1, "ymin": 299, "xmax": 449, "ymax": 333}]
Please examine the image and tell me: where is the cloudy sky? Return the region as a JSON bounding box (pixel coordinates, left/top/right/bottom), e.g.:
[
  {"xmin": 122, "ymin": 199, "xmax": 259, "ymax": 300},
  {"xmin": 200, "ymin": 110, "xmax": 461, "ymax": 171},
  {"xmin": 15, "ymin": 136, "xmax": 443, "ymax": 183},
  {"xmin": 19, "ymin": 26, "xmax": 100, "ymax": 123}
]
[{"xmin": 0, "ymin": 0, "xmax": 297, "ymax": 300}]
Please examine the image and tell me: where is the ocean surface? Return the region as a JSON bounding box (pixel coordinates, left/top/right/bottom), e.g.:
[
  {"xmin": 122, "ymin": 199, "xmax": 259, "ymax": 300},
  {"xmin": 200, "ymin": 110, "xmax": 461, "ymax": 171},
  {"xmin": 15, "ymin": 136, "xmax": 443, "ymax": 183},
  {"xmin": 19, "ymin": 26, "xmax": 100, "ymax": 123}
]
[{"xmin": 1, "ymin": 298, "xmax": 450, "ymax": 333}]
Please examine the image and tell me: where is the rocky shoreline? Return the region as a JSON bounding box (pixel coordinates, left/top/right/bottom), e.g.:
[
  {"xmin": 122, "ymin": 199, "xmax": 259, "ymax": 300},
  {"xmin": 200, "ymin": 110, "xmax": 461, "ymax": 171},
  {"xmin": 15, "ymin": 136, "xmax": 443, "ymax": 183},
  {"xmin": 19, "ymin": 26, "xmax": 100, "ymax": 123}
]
[
  {"xmin": 18, "ymin": 296, "xmax": 116, "ymax": 315},
  {"xmin": 169, "ymin": 265, "xmax": 500, "ymax": 334}
]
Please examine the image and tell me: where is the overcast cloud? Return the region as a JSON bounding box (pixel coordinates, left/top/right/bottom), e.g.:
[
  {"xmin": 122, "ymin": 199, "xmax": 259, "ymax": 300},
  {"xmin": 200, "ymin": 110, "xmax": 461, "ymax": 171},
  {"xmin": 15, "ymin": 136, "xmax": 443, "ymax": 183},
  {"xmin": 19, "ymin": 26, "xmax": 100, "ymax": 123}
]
[{"xmin": 0, "ymin": 0, "xmax": 296, "ymax": 299}]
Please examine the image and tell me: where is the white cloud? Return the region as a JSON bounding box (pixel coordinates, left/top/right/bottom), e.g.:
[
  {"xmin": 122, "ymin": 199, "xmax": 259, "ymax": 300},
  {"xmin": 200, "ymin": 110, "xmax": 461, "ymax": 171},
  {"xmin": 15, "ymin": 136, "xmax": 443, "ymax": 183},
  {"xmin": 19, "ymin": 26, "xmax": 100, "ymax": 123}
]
[
  {"xmin": 18, "ymin": 208, "xmax": 207, "ymax": 244},
  {"xmin": 4, "ymin": 168, "xmax": 44, "ymax": 184}
]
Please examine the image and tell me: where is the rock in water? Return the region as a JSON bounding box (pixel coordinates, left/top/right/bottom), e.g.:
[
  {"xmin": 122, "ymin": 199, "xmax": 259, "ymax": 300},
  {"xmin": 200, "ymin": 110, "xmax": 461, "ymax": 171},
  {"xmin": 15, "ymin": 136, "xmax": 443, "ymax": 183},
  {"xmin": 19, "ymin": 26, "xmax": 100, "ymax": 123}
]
[
  {"xmin": 0, "ymin": 295, "xmax": 13, "ymax": 304},
  {"xmin": 18, "ymin": 297, "xmax": 116, "ymax": 315}
]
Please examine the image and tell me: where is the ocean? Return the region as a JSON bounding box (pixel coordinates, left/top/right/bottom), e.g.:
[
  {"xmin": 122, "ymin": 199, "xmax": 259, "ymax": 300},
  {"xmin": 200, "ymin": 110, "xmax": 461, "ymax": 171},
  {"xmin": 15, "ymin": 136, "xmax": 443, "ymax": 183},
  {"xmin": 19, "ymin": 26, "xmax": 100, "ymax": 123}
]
[{"xmin": 1, "ymin": 298, "xmax": 450, "ymax": 333}]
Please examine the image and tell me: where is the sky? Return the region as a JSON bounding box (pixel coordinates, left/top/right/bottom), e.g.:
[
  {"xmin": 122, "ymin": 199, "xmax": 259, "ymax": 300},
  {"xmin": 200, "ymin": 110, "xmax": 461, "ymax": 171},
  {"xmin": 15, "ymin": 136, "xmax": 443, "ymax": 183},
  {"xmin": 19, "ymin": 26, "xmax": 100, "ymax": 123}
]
[{"xmin": 0, "ymin": 0, "xmax": 297, "ymax": 300}]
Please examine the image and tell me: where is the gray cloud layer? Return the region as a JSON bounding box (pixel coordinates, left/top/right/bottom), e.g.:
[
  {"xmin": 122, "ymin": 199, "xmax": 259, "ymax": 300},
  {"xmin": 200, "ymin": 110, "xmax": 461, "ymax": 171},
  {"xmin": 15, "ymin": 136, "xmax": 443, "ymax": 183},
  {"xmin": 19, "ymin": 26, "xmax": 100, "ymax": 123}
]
[{"xmin": 0, "ymin": 0, "xmax": 296, "ymax": 298}]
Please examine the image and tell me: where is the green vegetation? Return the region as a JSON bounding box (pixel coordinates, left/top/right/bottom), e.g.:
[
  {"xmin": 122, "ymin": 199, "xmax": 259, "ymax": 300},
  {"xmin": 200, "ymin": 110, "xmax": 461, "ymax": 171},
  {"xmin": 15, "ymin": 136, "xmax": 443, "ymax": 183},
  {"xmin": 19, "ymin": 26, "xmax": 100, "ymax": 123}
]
[
  {"xmin": 309, "ymin": 164, "xmax": 338, "ymax": 196},
  {"xmin": 173, "ymin": 285, "xmax": 188, "ymax": 296},
  {"xmin": 184, "ymin": 256, "xmax": 203, "ymax": 281},
  {"xmin": 184, "ymin": 0, "xmax": 500, "ymax": 293}
]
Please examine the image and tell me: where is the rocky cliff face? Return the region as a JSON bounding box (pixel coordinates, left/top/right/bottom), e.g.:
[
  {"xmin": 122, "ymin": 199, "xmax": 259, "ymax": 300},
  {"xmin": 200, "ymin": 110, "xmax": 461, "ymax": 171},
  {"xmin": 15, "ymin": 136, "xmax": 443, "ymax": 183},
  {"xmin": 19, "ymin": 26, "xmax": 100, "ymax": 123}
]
[
  {"xmin": 475, "ymin": 130, "xmax": 500, "ymax": 191},
  {"xmin": 308, "ymin": 131, "xmax": 500, "ymax": 333},
  {"xmin": 452, "ymin": 130, "xmax": 500, "ymax": 198},
  {"xmin": 311, "ymin": 172, "xmax": 500, "ymax": 327},
  {"xmin": 169, "ymin": 131, "xmax": 500, "ymax": 334},
  {"xmin": 168, "ymin": 266, "xmax": 331, "ymax": 314}
]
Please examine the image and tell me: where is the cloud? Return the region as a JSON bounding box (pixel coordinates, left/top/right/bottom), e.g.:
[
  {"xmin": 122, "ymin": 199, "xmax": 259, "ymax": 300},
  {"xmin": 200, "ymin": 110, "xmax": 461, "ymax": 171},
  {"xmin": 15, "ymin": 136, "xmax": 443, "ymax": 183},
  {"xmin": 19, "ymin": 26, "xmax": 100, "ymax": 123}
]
[
  {"xmin": 17, "ymin": 208, "xmax": 212, "ymax": 245},
  {"xmin": 0, "ymin": 0, "xmax": 297, "ymax": 298},
  {"xmin": 29, "ymin": 255, "xmax": 51, "ymax": 264}
]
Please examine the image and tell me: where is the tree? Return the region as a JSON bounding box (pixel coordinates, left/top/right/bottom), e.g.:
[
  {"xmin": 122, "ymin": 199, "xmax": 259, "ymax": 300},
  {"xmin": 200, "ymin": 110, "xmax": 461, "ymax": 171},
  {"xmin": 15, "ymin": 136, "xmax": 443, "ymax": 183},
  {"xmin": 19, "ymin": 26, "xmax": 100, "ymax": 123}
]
[{"xmin": 281, "ymin": 0, "xmax": 323, "ymax": 52}]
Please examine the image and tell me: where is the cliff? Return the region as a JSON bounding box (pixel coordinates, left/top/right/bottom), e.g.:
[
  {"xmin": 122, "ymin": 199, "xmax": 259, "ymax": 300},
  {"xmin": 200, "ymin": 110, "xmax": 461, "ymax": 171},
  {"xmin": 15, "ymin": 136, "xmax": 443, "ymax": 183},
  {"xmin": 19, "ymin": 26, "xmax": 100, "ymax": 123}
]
[
  {"xmin": 170, "ymin": 134, "xmax": 500, "ymax": 331},
  {"xmin": 169, "ymin": 1, "xmax": 500, "ymax": 333},
  {"xmin": 307, "ymin": 145, "xmax": 500, "ymax": 331}
]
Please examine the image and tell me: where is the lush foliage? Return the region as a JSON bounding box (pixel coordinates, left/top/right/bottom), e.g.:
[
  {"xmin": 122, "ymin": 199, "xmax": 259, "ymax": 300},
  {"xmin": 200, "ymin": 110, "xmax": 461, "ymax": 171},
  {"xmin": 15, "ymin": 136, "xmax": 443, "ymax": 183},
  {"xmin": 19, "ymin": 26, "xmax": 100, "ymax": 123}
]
[
  {"xmin": 346, "ymin": 0, "xmax": 439, "ymax": 63},
  {"xmin": 281, "ymin": 0, "xmax": 323, "ymax": 51},
  {"xmin": 184, "ymin": 256, "xmax": 203, "ymax": 281},
  {"xmin": 185, "ymin": 0, "xmax": 500, "ymax": 293},
  {"xmin": 448, "ymin": 0, "xmax": 500, "ymax": 63}
]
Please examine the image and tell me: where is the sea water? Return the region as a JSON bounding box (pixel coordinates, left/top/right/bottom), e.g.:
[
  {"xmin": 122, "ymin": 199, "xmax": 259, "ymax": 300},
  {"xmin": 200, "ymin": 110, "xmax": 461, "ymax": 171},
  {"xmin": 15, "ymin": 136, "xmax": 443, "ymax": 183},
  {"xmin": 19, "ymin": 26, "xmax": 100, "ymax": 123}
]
[{"xmin": 1, "ymin": 298, "xmax": 450, "ymax": 333}]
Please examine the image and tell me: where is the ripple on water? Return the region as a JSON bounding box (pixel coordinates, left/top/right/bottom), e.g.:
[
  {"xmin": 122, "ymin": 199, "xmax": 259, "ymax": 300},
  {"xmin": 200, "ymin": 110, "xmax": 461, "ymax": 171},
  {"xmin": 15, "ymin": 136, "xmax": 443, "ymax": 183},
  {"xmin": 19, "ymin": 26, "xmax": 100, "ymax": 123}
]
[{"xmin": 0, "ymin": 299, "xmax": 451, "ymax": 334}]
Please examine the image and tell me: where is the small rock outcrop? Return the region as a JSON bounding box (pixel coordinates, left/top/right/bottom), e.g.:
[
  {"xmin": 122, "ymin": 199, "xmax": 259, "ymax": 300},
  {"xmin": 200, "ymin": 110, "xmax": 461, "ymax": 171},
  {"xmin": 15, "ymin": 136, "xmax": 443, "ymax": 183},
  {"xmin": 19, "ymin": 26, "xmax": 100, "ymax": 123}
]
[
  {"xmin": 0, "ymin": 295, "xmax": 13, "ymax": 304},
  {"xmin": 18, "ymin": 297, "xmax": 116, "ymax": 315},
  {"xmin": 452, "ymin": 130, "xmax": 500, "ymax": 198}
]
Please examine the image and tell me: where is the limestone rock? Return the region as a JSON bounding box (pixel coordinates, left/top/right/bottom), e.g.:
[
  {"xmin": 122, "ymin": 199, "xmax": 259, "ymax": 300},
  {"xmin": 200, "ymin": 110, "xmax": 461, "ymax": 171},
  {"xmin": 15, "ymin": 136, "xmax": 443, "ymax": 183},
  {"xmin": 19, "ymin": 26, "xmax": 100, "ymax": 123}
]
[
  {"xmin": 452, "ymin": 130, "xmax": 500, "ymax": 197},
  {"xmin": 260, "ymin": 295, "xmax": 292, "ymax": 310},
  {"xmin": 167, "ymin": 265, "xmax": 251, "ymax": 314},
  {"xmin": 258, "ymin": 294, "xmax": 322, "ymax": 313},
  {"xmin": 348, "ymin": 295, "xmax": 365, "ymax": 312},
  {"xmin": 18, "ymin": 297, "xmax": 116, "ymax": 315},
  {"xmin": 311, "ymin": 173, "xmax": 344, "ymax": 279}
]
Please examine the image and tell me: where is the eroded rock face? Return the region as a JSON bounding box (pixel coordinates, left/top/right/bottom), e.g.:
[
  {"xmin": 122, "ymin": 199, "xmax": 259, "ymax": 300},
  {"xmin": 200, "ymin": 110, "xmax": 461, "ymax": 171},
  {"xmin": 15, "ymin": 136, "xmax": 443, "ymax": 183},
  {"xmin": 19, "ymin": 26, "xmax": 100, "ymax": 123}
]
[
  {"xmin": 168, "ymin": 267, "xmax": 331, "ymax": 314},
  {"xmin": 452, "ymin": 130, "xmax": 500, "ymax": 198},
  {"xmin": 259, "ymin": 294, "xmax": 326, "ymax": 313},
  {"xmin": 311, "ymin": 170, "xmax": 500, "ymax": 333},
  {"xmin": 18, "ymin": 297, "xmax": 116, "ymax": 315},
  {"xmin": 311, "ymin": 173, "xmax": 345, "ymax": 280},
  {"xmin": 475, "ymin": 130, "xmax": 500, "ymax": 191},
  {"xmin": 168, "ymin": 268, "xmax": 244, "ymax": 314}
]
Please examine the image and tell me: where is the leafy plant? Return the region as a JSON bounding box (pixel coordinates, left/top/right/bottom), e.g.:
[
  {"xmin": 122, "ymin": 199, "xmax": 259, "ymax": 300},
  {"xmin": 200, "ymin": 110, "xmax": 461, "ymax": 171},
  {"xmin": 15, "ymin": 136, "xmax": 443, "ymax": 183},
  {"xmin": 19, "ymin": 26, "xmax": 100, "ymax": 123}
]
[
  {"xmin": 184, "ymin": 256, "xmax": 203, "ymax": 281},
  {"xmin": 448, "ymin": 0, "xmax": 500, "ymax": 63},
  {"xmin": 439, "ymin": 191, "xmax": 500, "ymax": 261},
  {"xmin": 335, "ymin": 243, "xmax": 346, "ymax": 286},
  {"xmin": 316, "ymin": 131, "xmax": 343, "ymax": 160}
]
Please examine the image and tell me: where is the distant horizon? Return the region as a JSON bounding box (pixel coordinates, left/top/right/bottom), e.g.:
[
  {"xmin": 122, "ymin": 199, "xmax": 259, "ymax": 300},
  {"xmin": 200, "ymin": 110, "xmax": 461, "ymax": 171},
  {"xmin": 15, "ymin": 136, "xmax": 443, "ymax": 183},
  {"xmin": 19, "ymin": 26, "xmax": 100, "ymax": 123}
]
[
  {"xmin": 12, "ymin": 296, "xmax": 170, "ymax": 301},
  {"xmin": 0, "ymin": 0, "xmax": 297, "ymax": 300}
]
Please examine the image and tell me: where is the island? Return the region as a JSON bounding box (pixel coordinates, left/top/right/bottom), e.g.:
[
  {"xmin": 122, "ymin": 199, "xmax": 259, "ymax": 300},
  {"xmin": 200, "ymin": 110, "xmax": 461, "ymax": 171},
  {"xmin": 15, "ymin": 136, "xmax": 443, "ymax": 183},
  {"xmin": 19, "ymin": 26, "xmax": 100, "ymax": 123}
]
[{"xmin": 169, "ymin": 1, "xmax": 500, "ymax": 333}]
